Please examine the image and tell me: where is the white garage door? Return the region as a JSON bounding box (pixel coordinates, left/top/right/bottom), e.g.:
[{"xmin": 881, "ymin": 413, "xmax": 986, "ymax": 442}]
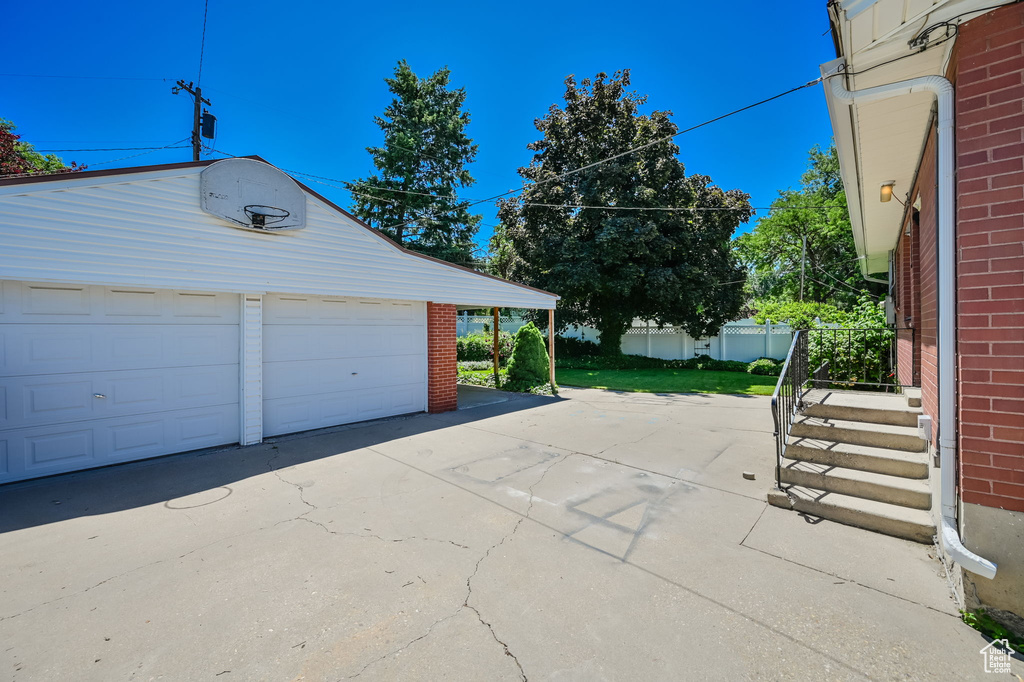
[
  {"xmin": 262, "ymin": 294, "xmax": 426, "ymax": 437},
  {"xmin": 0, "ymin": 281, "xmax": 241, "ymax": 483}
]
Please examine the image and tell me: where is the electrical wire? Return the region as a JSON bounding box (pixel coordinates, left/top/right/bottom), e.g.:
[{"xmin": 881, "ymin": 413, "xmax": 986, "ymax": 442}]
[
  {"xmin": 521, "ymin": 203, "xmax": 831, "ymax": 212},
  {"xmin": 0, "ymin": 138, "xmax": 191, "ymax": 178},
  {"xmin": 197, "ymin": 0, "xmax": 210, "ymax": 87},
  {"xmin": 377, "ymin": 77, "xmax": 824, "ymax": 233},
  {"xmin": 0, "ymin": 73, "xmax": 169, "ymax": 81},
  {"xmin": 37, "ymin": 146, "xmax": 191, "ymax": 152}
]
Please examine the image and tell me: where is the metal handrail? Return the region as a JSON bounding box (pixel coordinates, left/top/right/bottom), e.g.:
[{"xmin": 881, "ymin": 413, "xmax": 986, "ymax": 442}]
[{"xmin": 770, "ymin": 330, "xmax": 808, "ymax": 489}]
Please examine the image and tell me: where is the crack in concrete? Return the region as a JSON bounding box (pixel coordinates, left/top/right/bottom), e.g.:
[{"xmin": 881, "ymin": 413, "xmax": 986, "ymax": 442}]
[
  {"xmin": 0, "ymin": 527, "xmax": 270, "ymax": 623},
  {"xmin": 346, "ymin": 456, "xmax": 562, "ymax": 681},
  {"xmin": 267, "ymin": 455, "xmax": 470, "ymax": 550}
]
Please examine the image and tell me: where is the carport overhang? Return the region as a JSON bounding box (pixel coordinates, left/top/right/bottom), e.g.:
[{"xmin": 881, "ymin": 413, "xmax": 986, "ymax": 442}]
[{"xmin": 821, "ymin": 0, "xmax": 1015, "ymax": 279}]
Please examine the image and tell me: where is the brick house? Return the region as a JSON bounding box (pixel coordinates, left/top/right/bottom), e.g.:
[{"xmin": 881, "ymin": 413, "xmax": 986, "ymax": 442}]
[{"xmin": 822, "ymin": 0, "xmax": 1023, "ymax": 628}]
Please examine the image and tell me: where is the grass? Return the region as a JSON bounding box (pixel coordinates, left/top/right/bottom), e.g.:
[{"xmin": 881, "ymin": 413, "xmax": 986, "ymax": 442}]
[{"xmin": 556, "ymin": 368, "xmax": 778, "ymax": 396}]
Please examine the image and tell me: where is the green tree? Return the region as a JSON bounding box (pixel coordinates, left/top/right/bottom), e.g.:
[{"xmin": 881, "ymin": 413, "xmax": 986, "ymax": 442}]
[
  {"xmin": 348, "ymin": 61, "xmax": 481, "ymax": 266},
  {"xmin": 1, "ymin": 118, "xmax": 84, "ymax": 176},
  {"xmin": 734, "ymin": 144, "xmax": 883, "ymax": 307},
  {"xmin": 496, "ymin": 70, "xmax": 752, "ymax": 355}
]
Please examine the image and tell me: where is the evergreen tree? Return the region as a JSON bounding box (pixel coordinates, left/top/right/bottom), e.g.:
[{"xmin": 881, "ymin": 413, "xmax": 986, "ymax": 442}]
[
  {"xmin": 496, "ymin": 70, "xmax": 752, "ymax": 355},
  {"xmin": 349, "ymin": 61, "xmax": 481, "ymax": 266}
]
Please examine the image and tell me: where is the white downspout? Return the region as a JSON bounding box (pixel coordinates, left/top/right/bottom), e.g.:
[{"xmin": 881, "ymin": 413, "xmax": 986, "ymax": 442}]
[{"xmin": 828, "ymin": 72, "xmax": 997, "ymax": 579}]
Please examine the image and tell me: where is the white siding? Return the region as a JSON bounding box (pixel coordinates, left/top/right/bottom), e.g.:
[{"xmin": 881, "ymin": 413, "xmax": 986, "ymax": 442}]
[{"xmin": 0, "ymin": 170, "xmax": 556, "ymax": 309}]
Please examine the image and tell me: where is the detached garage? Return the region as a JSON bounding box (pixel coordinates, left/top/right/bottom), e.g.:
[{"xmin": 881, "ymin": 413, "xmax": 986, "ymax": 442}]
[{"xmin": 0, "ymin": 157, "xmax": 557, "ymax": 483}]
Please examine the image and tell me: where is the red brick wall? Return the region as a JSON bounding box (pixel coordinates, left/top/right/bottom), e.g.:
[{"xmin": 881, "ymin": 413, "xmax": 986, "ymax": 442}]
[
  {"xmin": 895, "ymin": 209, "xmax": 922, "ymax": 387},
  {"xmin": 427, "ymin": 302, "xmax": 458, "ymax": 413},
  {"xmin": 956, "ymin": 4, "xmax": 1024, "ymax": 513},
  {"xmin": 913, "ymin": 129, "xmax": 941, "ymax": 449}
]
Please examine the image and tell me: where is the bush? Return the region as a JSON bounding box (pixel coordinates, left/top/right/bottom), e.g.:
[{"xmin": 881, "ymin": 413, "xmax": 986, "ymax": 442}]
[
  {"xmin": 506, "ymin": 322, "xmax": 551, "ymax": 388},
  {"xmin": 459, "ymin": 360, "xmax": 493, "ymax": 371},
  {"xmin": 747, "ymin": 357, "xmax": 782, "ymax": 376},
  {"xmin": 555, "ymin": 335, "xmax": 600, "ymax": 359},
  {"xmin": 456, "ymin": 332, "xmax": 514, "ymax": 363},
  {"xmin": 752, "ymin": 300, "xmax": 846, "ymax": 330}
]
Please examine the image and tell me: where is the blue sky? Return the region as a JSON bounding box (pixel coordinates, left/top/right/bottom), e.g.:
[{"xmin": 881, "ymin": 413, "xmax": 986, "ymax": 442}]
[{"xmin": 4, "ymin": 1, "xmax": 837, "ymax": 251}]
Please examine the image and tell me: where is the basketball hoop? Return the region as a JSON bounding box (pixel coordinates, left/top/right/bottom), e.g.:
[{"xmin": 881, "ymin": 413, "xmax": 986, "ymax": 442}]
[{"xmin": 243, "ymin": 204, "xmax": 290, "ymax": 229}]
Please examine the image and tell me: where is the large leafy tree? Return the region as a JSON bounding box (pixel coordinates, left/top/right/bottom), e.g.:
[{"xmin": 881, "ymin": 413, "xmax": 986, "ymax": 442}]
[
  {"xmin": 349, "ymin": 61, "xmax": 481, "ymax": 266},
  {"xmin": 496, "ymin": 70, "xmax": 752, "ymax": 355},
  {"xmin": 1, "ymin": 118, "xmax": 84, "ymax": 176},
  {"xmin": 734, "ymin": 144, "xmax": 883, "ymax": 307}
]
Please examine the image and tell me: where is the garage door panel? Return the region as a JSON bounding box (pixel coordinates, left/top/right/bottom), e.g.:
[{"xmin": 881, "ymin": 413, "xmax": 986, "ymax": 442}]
[
  {"xmin": 1, "ymin": 325, "xmax": 238, "ymax": 377},
  {"xmin": 263, "ymin": 325, "xmax": 424, "ymax": 362},
  {"xmin": 263, "ymin": 295, "xmax": 424, "ymax": 326},
  {"xmin": 263, "ymin": 356, "xmax": 424, "ymax": 400},
  {"xmin": 2, "ymin": 282, "xmax": 240, "ymax": 325},
  {"xmin": 1, "ymin": 365, "xmax": 238, "ymax": 431},
  {"xmin": 1, "ymin": 404, "xmax": 240, "ymax": 478},
  {"xmin": 263, "ymin": 384, "xmax": 421, "ymax": 437}
]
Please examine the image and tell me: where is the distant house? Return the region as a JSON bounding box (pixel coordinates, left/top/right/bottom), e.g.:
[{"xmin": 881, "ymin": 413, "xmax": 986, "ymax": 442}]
[
  {"xmin": 822, "ymin": 1, "xmax": 1023, "ymax": 628},
  {"xmin": 0, "ymin": 157, "xmax": 556, "ymax": 484}
]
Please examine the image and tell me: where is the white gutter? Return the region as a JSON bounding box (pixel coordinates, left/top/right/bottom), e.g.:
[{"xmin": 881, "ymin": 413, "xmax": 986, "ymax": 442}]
[{"xmin": 828, "ymin": 71, "xmax": 998, "ymax": 580}]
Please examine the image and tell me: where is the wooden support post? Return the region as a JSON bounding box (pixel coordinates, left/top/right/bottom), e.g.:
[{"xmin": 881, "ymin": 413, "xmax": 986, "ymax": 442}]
[
  {"xmin": 548, "ymin": 308, "xmax": 556, "ymax": 387},
  {"xmin": 493, "ymin": 307, "xmax": 500, "ymax": 385}
]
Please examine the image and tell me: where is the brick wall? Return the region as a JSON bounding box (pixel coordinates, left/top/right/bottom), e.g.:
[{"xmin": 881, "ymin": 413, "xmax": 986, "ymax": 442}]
[
  {"xmin": 895, "ymin": 208, "xmax": 922, "ymax": 387},
  {"xmin": 955, "ymin": 4, "xmax": 1024, "ymax": 513},
  {"xmin": 914, "ymin": 128, "xmax": 941, "ymax": 449},
  {"xmin": 427, "ymin": 302, "xmax": 458, "ymax": 413}
]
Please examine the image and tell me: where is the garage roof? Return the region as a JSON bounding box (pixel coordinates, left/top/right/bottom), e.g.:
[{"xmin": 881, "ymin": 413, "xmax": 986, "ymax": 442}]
[
  {"xmin": 0, "ymin": 157, "xmax": 559, "ymax": 310},
  {"xmin": 821, "ymin": 0, "xmax": 1015, "ymax": 277}
]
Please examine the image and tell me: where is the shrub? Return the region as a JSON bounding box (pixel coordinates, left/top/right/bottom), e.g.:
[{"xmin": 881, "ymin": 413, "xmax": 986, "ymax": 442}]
[
  {"xmin": 456, "ymin": 332, "xmax": 514, "ymax": 363},
  {"xmin": 555, "ymin": 335, "xmax": 600, "ymax": 359},
  {"xmin": 506, "ymin": 322, "xmax": 550, "ymax": 388},
  {"xmin": 458, "ymin": 360, "xmax": 493, "ymax": 371},
  {"xmin": 752, "ymin": 300, "xmax": 846, "ymax": 330},
  {"xmin": 747, "ymin": 357, "xmax": 782, "ymax": 376}
]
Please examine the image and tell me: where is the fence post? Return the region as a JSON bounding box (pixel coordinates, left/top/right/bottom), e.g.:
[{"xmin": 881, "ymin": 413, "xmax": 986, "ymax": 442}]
[
  {"xmin": 720, "ymin": 328, "xmax": 727, "ymax": 361},
  {"xmin": 646, "ymin": 320, "xmax": 652, "ymax": 357},
  {"xmin": 493, "ymin": 308, "xmax": 500, "ymax": 385},
  {"xmin": 765, "ymin": 319, "xmax": 771, "ymax": 357}
]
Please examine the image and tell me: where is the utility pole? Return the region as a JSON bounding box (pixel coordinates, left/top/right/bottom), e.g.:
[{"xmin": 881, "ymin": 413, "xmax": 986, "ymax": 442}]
[
  {"xmin": 800, "ymin": 234, "xmax": 807, "ymax": 302},
  {"xmin": 172, "ymin": 80, "xmax": 211, "ymax": 161}
]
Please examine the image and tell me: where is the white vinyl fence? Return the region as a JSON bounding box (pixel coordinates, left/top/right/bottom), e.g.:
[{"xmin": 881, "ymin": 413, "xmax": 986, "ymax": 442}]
[{"xmin": 457, "ymin": 313, "xmax": 794, "ymax": 363}]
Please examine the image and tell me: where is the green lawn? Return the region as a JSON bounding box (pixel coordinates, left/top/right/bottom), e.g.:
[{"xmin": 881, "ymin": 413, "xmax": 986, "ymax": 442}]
[{"xmin": 556, "ymin": 368, "xmax": 778, "ymax": 396}]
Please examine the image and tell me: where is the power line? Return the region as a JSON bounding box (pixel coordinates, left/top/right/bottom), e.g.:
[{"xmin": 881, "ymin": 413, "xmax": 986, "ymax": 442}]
[
  {"xmin": 521, "ymin": 203, "xmax": 831, "ymax": 212},
  {"xmin": 0, "ymin": 73, "xmax": 168, "ymax": 81},
  {"xmin": 197, "ymin": 0, "xmax": 210, "ymax": 86},
  {"xmin": 377, "ymin": 77, "xmax": 823, "ymax": 233},
  {"xmin": 0, "ymin": 138, "xmax": 191, "ymax": 178},
  {"xmin": 37, "ymin": 146, "xmax": 190, "ymax": 152}
]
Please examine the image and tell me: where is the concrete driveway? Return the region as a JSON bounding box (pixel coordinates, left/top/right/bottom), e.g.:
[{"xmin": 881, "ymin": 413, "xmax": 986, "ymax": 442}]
[{"xmin": 1, "ymin": 387, "xmax": 1019, "ymax": 681}]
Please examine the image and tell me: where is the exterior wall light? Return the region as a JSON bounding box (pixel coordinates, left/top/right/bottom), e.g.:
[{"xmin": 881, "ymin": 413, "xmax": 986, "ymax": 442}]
[{"xmin": 880, "ymin": 181, "xmax": 896, "ymax": 202}]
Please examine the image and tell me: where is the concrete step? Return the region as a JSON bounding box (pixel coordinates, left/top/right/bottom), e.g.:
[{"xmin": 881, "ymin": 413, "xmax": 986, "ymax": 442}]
[
  {"xmin": 903, "ymin": 387, "xmax": 922, "ymax": 408},
  {"xmin": 786, "ymin": 437, "xmax": 929, "ymax": 478},
  {"xmin": 803, "ymin": 389, "xmax": 921, "ymax": 427},
  {"xmin": 768, "ymin": 485, "xmax": 936, "ymax": 544},
  {"xmin": 779, "ymin": 460, "xmax": 931, "ymax": 510},
  {"xmin": 791, "ymin": 416, "xmax": 926, "ymax": 452}
]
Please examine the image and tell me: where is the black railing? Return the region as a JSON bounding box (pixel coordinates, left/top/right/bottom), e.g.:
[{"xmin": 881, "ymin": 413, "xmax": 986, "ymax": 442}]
[
  {"xmin": 771, "ymin": 330, "xmax": 808, "ymax": 489},
  {"xmin": 805, "ymin": 327, "xmax": 901, "ymax": 391},
  {"xmin": 770, "ymin": 326, "xmax": 904, "ymax": 488}
]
